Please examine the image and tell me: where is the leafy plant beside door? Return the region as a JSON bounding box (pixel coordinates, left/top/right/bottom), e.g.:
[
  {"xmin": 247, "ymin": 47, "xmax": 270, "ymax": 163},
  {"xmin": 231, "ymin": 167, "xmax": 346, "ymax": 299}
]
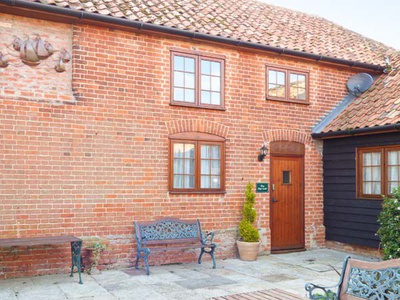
[
  {"xmin": 237, "ymin": 182, "xmax": 260, "ymax": 260},
  {"xmin": 377, "ymin": 188, "xmax": 400, "ymax": 260}
]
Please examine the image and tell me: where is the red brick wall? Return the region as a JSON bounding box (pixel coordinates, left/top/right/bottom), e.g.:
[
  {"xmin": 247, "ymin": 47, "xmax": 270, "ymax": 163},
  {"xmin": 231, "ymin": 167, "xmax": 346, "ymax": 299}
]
[{"xmin": 1, "ymin": 13, "xmax": 360, "ymax": 279}]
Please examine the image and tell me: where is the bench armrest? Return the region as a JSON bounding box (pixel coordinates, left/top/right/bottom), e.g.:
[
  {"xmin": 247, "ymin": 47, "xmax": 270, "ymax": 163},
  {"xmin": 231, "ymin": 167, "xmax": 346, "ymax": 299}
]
[
  {"xmin": 201, "ymin": 231, "xmax": 215, "ymax": 245},
  {"xmin": 305, "ymin": 283, "xmax": 339, "ymax": 300}
]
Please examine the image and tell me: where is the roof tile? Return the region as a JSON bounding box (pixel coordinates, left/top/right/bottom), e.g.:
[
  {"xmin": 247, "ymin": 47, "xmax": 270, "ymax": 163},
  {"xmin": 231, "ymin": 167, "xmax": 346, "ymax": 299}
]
[{"xmin": 25, "ymin": 0, "xmax": 393, "ymax": 65}]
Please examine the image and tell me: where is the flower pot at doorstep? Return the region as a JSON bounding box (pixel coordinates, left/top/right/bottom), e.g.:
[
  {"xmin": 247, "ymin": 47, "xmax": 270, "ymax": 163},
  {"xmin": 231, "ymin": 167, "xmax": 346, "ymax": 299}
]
[{"xmin": 236, "ymin": 240, "xmax": 260, "ymax": 261}]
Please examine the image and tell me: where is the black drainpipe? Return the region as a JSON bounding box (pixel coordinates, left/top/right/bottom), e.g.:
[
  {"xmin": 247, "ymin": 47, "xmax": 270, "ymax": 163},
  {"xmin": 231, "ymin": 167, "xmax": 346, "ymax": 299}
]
[
  {"xmin": 312, "ymin": 124, "xmax": 400, "ymax": 139},
  {"xmin": 0, "ymin": 0, "xmax": 386, "ymax": 72}
]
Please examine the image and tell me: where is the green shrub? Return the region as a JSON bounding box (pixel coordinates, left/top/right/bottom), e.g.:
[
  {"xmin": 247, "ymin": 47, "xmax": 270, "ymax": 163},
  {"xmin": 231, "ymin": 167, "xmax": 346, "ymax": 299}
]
[
  {"xmin": 377, "ymin": 188, "xmax": 400, "ymax": 260},
  {"xmin": 238, "ymin": 183, "xmax": 260, "ymax": 242}
]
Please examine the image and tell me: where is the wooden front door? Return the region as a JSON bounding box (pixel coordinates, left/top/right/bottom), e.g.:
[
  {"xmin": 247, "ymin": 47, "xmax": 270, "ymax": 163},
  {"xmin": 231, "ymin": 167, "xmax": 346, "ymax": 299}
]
[{"xmin": 270, "ymin": 155, "xmax": 304, "ymax": 252}]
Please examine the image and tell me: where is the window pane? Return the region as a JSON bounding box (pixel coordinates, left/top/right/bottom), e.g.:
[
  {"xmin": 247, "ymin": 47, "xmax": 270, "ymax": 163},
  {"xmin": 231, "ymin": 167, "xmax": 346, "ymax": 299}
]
[
  {"xmin": 201, "ymin": 91, "xmax": 211, "ymax": 104},
  {"xmin": 277, "ymin": 71, "xmax": 285, "ymax": 85},
  {"xmin": 185, "ymin": 144, "xmax": 195, "ymax": 158},
  {"xmin": 388, "ymin": 166, "xmax": 399, "ymax": 181},
  {"xmin": 290, "ymin": 73, "xmax": 297, "ymax": 84},
  {"xmin": 211, "ymin": 176, "xmax": 220, "ymax": 188},
  {"xmin": 389, "ymin": 182, "xmax": 399, "ymax": 194},
  {"xmin": 174, "ymin": 88, "xmax": 184, "ymax": 101},
  {"xmin": 184, "ymin": 89, "xmax": 195, "ymax": 103},
  {"xmin": 185, "ymin": 73, "xmax": 195, "ymax": 89},
  {"xmin": 268, "ymin": 84, "xmax": 277, "ymax": 97},
  {"xmin": 211, "ymin": 92, "xmax": 220, "ymax": 105},
  {"xmin": 174, "ymin": 56, "xmax": 184, "ymax": 71},
  {"xmin": 372, "ymin": 182, "xmax": 381, "ymax": 194},
  {"xmin": 283, "ymin": 171, "xmax": 291, "ymax": 184},
  {"xmin": 184, "ymin": 175, "xmax": 195, "ymax": 188},
  {"xmin": 201, "ymin": 60, "xmax": 211, "ymax": 75},
  {"xmin": 298, "ymin": 88, "xmax": 306, "ymax": 100},
  {"xmin": 363, "ymin": 167, "xmax": 371, "ymax": 181},
  {"xmin": 372, "ymin": 167, "xmax": 381, "ymax": 181},
  {"xmin": 185, "ymin": 159, "xmax": 194, "ymax": 174},
  {"xmin": 174, "ymin": 158, "xmax": 183, "ymax": 174},
  {"xmin": 174, "ymin": 175, "xmax": 183, "ymax": 188},
  {"xmin": 211, "ymin": 61, "xmax": 221, "ymax": 76},
  {"xmin": 363, "ymin": 182, "xmax": 372, "ymax": 194},
  {"xmin": 185, "ymin": 57, "xmax": 195, "ymax": 72},
  {"xmin": 363, "ymin": 153, "xmax": 371, "ymax": 166},
  {"xmin": 298, "ymin": 75, "xmax": 306, "ymax": 88},
  {"xmin": 201, "ymin": 145, "xmax": 210, "ymax": 158},
  {"xmin": 201, "ymin": 176, "xmax": 211, "ymax": 188},
  {"xmin": 211, "ymin": 160, "xmax": 220, "ymax": 175},
  {"xmin": 268, "ymin": 70, "xmax": 277, "ymax": 84},
  {"xmin": 371, "ymin": 153, "xmax": 381, "ymax": 166},
  {"xmin": 201, "ymin": 75, "xmax": 211, "ymax": 90},
  {"xmin": 174, "ymin": 143, "xmax": 184, "ymax": 158},
  {"xmin": 201, "ymin": 160, "xmax": 210, "ymax": 174},
  {"xmin": 388, "ymin": 151, "xmax": 399, "ymax": 165},
  {"xmin": 211, "ymin": 77, "xmax": 220, "ymax": 92},
  {"xmin": 276, "ymin": 86, "xmax": 285, "ymax": 97},
  {"xmin": 174, "ymin": 71, "xmax": 184, "ymax": 87},
  {"xmin": 211, "ymin": 146, "xmax": 220, "ymax": 159}
]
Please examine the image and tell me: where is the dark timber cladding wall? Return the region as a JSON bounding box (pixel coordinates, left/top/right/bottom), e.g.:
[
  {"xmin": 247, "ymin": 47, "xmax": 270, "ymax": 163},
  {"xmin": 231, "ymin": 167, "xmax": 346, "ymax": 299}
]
[{"xmin": 323, "ymin": 132, "xmax": 400, "ymax": 248}]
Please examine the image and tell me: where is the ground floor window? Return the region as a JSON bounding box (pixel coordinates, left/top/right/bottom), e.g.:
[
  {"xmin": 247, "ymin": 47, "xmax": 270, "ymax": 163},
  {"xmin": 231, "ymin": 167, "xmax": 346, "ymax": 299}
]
[
  {"xmin": 357, "ymin": 146, "xmax": 400, "ymax": 198},
  {"xmin": 169, "ymin": 132, "xmax": 225, "ymax": 193}
]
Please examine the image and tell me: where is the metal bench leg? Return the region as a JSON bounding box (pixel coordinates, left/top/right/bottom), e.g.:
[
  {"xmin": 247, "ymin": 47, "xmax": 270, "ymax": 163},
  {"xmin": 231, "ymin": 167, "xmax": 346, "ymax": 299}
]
[
  {"xmin": 71, "ymin": 241, "xmax": 83, "ymax": 284},
  {"xmin": 198, "ymin": 248, "xmax": 205, "ymax": 264},
  {"xmin": 143, "ymin": 249, "xmax": 150, "ymax": 275},
  {"xmin": 135, "ymin": 254, "xmax": 140, "ymax": 270},
  {"xmin": 210, "ymin": 247, "xmax": 216, "ymax": 269}
]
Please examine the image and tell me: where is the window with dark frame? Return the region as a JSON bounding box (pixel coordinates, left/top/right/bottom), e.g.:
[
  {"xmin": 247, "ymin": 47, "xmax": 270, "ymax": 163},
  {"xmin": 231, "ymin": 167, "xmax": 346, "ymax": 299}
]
[
  {"xmin": 266, "ymin": 66, "xmax": 309, "ymax": 103},
  {"xmin": 357, "ymin": 146, "xmax": 400, "ymax": 199},
  {"xmin": 169, "ymin": 133, "xmax": 225, "ymax": 193},
  {"xmin": 171, "ymin": 51, "xmax": 224, "ymax": 109}
]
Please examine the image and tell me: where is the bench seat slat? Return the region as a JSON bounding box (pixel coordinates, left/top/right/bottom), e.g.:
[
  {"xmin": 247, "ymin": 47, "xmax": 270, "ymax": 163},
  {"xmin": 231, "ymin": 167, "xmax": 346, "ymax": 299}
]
[
  {"xmin": 146, "ymin": 244, "xmax": 215, "ymax": 252},
  {"xmin": 0, "ymin": 236, "xmax": 82, "ymax": 247}
]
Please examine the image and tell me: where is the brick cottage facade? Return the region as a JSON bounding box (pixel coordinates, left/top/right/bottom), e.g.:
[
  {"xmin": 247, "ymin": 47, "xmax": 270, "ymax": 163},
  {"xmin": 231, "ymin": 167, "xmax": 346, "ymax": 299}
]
[{"xmin": 0, "ymin": 0, "xmax": 394, "ymax": 279}]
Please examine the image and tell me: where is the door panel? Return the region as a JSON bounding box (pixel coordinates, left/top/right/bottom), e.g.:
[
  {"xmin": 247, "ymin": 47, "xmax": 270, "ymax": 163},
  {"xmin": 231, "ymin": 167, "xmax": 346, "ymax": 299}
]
[{"xmin": 270, "ymin": 155, "xmax": 304, "ymax": 251}]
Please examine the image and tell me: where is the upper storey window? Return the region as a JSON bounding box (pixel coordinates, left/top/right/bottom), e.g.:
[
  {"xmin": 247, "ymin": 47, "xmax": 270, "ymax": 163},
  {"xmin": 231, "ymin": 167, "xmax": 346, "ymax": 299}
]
[
  {"xmin": 266, "ymin": 66, "xmax": 309, "ymax": 104},
  {"xmin": 171, "ymin": 51, "xmax": 225, "ymax": 109}
]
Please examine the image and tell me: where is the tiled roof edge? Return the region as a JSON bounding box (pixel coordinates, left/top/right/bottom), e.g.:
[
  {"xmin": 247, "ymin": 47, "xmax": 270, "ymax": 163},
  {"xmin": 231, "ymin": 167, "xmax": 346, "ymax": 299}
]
[{"xmin": 0, "ymin": 0, "xmax": 386, "ymax": 71}]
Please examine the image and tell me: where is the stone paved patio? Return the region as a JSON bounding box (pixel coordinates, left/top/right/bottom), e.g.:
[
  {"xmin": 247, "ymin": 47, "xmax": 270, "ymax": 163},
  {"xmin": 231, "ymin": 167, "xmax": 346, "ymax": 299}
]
[{"xmin": 0, "ymin": 249, "xmax": 379, "ymax": 300}]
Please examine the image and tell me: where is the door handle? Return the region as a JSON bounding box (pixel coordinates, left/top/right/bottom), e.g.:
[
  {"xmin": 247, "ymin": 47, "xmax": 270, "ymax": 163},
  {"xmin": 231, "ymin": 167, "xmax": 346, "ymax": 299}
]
[
  {"xmin": 272, "ymin": 184, "xmax": 275, "ymax": 191},
  {"xmin": 271, "ymin": 198, "xmax": 278, "ymax": 203}
]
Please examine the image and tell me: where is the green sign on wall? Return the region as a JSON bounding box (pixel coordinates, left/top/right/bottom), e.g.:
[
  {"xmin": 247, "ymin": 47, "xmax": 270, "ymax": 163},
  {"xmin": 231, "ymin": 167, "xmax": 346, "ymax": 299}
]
[{"xmin": 256, "ymin": 182, "xmax": 268, "ymax": 193}]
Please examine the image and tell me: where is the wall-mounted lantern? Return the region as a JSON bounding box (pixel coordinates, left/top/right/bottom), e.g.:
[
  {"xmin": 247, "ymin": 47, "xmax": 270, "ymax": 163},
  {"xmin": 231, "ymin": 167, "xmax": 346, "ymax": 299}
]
[{"xmin": 258, "ymin": 143, "xmax": 268, "ymax": 161}]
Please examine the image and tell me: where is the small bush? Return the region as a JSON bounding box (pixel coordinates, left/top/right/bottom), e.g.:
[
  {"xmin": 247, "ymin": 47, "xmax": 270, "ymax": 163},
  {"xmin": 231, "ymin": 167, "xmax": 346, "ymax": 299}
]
[
  {"xmin": 377, "ymin": 188, "xmax": 400, "ymax": 260},
  {"xmin": 238, "ymin": 183, "xmax": 260, "ymax": 242}
]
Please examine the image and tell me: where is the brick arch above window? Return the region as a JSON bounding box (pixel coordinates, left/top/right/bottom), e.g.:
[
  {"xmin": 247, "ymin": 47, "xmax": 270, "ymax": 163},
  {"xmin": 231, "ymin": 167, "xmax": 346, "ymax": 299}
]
[
  {"xmin": 263, "ymin": 129, "xmax": 312, "ymax": 146},
  {"xmin": 165, "ymin": 119, "xmax": 229, "ymax": 139}
]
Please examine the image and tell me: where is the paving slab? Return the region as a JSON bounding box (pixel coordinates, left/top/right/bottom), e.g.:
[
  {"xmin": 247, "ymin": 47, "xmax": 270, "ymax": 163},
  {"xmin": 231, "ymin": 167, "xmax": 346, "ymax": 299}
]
[{"xmin": 0, "ymin": 249, "xmax": 378, "ymax": 300}]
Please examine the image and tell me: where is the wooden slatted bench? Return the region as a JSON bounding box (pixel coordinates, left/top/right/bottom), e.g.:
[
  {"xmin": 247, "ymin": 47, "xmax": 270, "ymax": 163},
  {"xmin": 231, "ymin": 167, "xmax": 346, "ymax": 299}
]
[
  {"xmin": 305, "ymin": 256, "xmax": 400, "ymax": 299},
  {"xmin": 0, "ymin": 235, "xmax": 83, "ymax": 284},
  {"xmin": 134, "ymin": 217, "xmax": 216, "ymax": 275}
]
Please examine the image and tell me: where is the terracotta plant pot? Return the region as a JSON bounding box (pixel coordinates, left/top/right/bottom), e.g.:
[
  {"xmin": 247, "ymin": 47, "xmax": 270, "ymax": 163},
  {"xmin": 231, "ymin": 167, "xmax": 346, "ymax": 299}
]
[{"xmin": 236, "ymin": 240, "xmax": 260, "ymax": 261}]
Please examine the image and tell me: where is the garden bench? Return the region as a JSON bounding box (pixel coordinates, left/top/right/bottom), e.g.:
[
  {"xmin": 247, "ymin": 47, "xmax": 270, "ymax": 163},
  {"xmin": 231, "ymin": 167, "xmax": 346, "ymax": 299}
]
[
  {"xmin": 0, "ymin": 235, "xmax": 83, "ymax": 284},
  {"xmin": 305, "ymin": 256, "xmax": 400, "ymax": 300},
  {"xmin": 133, "ymin": 217, "xmax": 216, "ymax": 275}
]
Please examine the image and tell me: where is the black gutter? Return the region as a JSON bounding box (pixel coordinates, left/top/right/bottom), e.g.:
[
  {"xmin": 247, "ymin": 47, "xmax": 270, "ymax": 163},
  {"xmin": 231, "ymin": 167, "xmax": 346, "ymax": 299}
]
[
  {"xmin": 312, "ymin": 123, "xmax": 400, "ymax": 139},
  {"xmin": 1, "ymin": 0, "xmax": 386, "ymax": 72}
]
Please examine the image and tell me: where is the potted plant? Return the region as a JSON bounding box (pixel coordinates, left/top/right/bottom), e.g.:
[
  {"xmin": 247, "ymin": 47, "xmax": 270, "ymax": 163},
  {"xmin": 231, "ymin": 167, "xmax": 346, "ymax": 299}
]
[
  {"xmin": 84, "ymin": 237, "xmax": 107, "ymax": 274},
  {"xmin": 237, "ymin": 182, "xmax": 260, "ymax": 261}
]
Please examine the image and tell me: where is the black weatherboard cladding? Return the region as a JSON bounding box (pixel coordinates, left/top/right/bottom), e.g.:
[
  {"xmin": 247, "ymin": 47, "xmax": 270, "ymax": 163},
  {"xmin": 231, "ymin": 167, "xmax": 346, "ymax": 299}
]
[{"xmin": 323, "ymin": 132, "xmax": 400, "ymax": 248}]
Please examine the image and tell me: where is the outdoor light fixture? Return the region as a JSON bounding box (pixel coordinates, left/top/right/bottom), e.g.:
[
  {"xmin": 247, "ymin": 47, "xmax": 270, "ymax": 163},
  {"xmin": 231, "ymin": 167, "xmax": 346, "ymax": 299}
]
[{"xmin": 258, "ymin": 144, "xmax": 268, "ymax": 161}]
